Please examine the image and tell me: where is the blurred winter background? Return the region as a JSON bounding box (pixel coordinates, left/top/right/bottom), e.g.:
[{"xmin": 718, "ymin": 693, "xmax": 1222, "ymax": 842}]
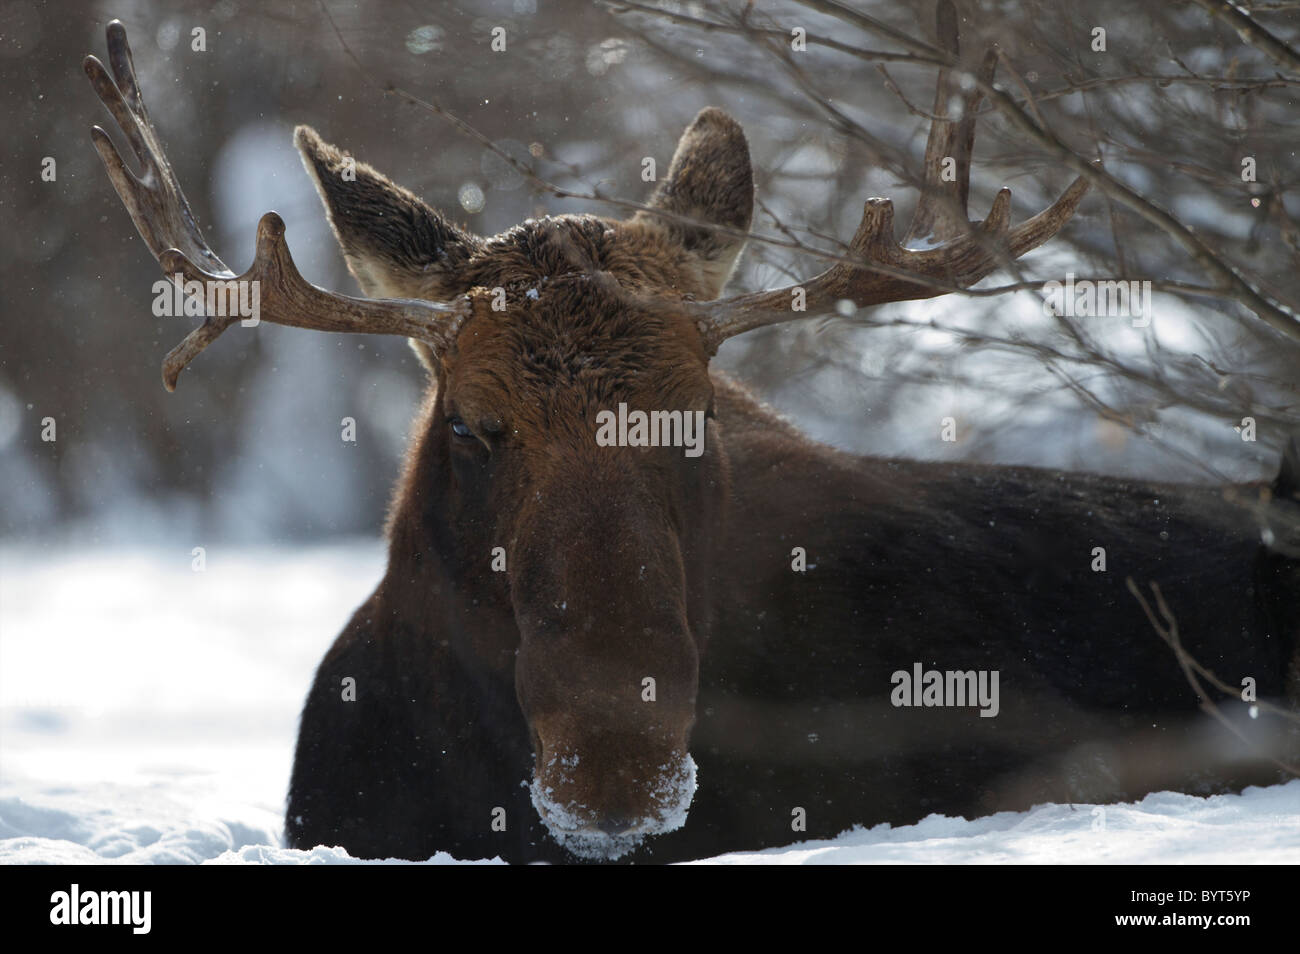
[{"xmin": 1, "ymin": 0, "xmax": 1298, "ymax": 862}]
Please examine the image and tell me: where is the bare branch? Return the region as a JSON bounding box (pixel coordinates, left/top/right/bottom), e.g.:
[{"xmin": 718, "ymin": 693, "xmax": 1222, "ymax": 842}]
[
  {"xmin": 1126, "ymin": 577, "xmax": 1300, "ymax": 777},
  {"xmin": 1187, "ymin": 0, "xmax": 1300, "ymax": 76}
]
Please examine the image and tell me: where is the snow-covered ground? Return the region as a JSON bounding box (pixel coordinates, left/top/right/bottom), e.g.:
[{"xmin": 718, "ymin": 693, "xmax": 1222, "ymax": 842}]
[{"xmin": 2, "ymin": 543, "xmax": 1297, "ymax": 864}]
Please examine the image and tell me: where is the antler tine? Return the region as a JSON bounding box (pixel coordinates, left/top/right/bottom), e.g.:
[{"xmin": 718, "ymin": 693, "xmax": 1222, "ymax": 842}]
[
  {"xmin": 692, "ymin": 176, "xmax": 1088, "ymax": 350},
  {"xmin": 86, "ymin": 20, "xmax": 468, "ymax": 391},
  {"xmin": 902, "ymin": 1, "xmax": 997, "ymax": 247},
  {"xmin": 84, "ymin": 21, "xmax": 229, "ymax": 274},
  {"xmin": 691, "ymin": 1, "xmax": 1088, "ymax": 353},
  {"xmin": 160, "ymin": 214, "xmax": 470, "ymax": 386}
]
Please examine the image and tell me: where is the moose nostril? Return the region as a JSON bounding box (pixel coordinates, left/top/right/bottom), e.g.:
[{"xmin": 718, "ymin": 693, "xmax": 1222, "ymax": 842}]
[{"xmin": 598, "ymin": 815, "xmax": 634, "ymax": 836}]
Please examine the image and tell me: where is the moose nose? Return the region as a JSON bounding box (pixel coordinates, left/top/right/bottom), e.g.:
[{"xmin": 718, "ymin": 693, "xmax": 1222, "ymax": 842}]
[{"xmin": 598, "ymin": 816, "xmax": 635, "ymax": 836}]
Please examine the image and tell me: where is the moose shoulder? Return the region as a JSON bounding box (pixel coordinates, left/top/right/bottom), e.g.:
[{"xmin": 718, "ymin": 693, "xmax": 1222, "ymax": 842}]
[{"xmin": 86, "ymin": 17, "xmax": 1299, "ymax": 864}]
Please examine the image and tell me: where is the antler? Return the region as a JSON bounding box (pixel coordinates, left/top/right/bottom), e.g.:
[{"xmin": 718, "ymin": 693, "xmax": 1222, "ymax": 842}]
[
  {"xmin": 690, "ymin": 2, "xmax": 1088, "ymax": 353},
  {"xmin": 85, "ymin": 20, "xmax": 468, "ymax": 391}
]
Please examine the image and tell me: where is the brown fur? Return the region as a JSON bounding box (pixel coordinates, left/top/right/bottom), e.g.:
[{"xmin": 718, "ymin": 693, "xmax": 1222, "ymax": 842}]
[{"xmin": 285, "ymin": 109, "xmax": 1299, "ymax": 863}]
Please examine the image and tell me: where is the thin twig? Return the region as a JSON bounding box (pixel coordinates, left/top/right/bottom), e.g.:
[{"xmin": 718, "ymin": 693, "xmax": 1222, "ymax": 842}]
[
  {"xmin": 1186, "ymin": 0, "xmax": 1300, "ymax": 76},
  {"xmin": 1125, "ymin": 577, "xmax": 1300, "ymax": 776}
]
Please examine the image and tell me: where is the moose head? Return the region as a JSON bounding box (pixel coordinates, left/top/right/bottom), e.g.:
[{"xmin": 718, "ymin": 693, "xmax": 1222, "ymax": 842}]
[{"xmin": 86, "ymin": 17, "xmax": 1086, "ymax": 859}]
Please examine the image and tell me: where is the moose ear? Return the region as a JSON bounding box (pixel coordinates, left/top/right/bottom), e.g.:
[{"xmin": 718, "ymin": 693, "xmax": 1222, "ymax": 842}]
[
  {"xmin": 634, "ymin": 108, "xmax": 754, "ymax": 299},
  {"xmin": 294, "ymin": 125, "xmax": 482, "ymax": 300}
]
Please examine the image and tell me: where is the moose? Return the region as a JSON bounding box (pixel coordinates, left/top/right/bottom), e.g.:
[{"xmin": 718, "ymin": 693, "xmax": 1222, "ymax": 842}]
[{"xmin": 86, "ymin": 15, "xmax": 1297, "ymax": 863}]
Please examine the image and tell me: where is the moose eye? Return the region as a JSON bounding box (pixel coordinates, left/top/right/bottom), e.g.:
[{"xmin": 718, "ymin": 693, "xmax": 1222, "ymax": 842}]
[{"xmin": 449, "ymin": 417, "xmax": 474, "ymax": 440}]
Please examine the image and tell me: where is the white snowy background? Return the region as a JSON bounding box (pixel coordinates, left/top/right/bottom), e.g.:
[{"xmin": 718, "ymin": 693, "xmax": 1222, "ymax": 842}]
[{"xmin": 2, "ymin": 542, "xmax": 1297, "ymax": 865}]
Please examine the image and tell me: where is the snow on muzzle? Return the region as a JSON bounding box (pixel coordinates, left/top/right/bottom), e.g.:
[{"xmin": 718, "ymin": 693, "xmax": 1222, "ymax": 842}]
[{"xmin": 527, "ymin": 723, "xmax": 698, "ymax": 861}]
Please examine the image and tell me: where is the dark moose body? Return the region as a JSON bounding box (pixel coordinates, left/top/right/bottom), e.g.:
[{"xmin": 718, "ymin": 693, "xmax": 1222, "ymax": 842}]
[
  {"xmin": 83, "ymin": 14, "xmax": 1299, "ymax": 865},
  {"xmin": 286, "ymin": 376, "xmax": 1299, "ymax": 863}
]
